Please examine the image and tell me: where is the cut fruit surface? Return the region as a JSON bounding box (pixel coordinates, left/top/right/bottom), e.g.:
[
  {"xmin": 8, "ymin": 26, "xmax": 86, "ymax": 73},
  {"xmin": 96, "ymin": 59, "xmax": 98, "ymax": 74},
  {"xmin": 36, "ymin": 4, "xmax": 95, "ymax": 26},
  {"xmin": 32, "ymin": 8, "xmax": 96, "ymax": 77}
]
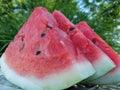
[
  {"xmin": 77, "ymin": 21, "xmax": 120, "ymax": 84},
  {"xmin": 53, "ymin": 10, "xmax": 115, "ymax": 81},
  {"xmin": 0, "ymin": 7, "xmax": 95, "ymax": 90},
  {"xmin": 1, "ymin": 54, "xmax": 95, "ymax": 90}
]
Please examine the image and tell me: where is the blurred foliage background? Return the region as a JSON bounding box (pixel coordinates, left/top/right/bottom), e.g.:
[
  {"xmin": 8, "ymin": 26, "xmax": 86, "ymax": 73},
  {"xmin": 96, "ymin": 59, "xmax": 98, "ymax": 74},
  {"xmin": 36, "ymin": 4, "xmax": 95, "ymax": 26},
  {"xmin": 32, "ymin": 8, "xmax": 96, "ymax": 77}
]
[{"xmin": 0, "ymin": 0, "xmax": 120, "ymax": 56}]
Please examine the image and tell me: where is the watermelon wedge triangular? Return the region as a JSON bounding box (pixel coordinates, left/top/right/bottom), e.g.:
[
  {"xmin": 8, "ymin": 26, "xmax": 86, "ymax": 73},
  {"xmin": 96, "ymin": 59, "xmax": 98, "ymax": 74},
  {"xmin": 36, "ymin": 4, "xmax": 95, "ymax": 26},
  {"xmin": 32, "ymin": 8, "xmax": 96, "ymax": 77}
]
[
  {"xmin": 0, "ymin": 7, "xmax": 95, "ymax": 90},
  {"xmin": 77, "ymin": 21, "xmax": 120, "ymax": 84},
  {"xmin": 53, "ymin": 10, "xmax": 115, "ymax": 81}
]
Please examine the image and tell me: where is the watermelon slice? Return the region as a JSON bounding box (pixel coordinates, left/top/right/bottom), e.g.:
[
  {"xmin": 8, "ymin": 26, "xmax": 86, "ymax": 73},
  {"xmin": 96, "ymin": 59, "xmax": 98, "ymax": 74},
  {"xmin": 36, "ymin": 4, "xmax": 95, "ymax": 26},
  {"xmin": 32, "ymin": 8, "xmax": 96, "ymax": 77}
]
[
  {"xmin": 53, "ymin": 10, "xmax": 115, "ymax": 81},
  {"xmin": 77, "ymin": 21, "xmax": 120, "ymax": 84},
  {"xmin": 0, "ymin": 7, "xmax": 95, "ymax": 90}
]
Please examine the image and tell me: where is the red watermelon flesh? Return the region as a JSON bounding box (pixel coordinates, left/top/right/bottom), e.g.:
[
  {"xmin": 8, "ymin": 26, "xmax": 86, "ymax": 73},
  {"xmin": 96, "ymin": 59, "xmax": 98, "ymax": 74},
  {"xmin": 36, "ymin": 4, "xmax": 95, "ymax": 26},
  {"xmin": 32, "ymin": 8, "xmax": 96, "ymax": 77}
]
[
  {"xmin": 53, "ymin": 10, "xmax": 115, "ymax": 81},
  {"xmin": 0, "ymin": 7, "xmax": 95, "ymax": 90},
  {"xmin": 77, "ymin": 21, "xmax": 120, "ymax": 84}
]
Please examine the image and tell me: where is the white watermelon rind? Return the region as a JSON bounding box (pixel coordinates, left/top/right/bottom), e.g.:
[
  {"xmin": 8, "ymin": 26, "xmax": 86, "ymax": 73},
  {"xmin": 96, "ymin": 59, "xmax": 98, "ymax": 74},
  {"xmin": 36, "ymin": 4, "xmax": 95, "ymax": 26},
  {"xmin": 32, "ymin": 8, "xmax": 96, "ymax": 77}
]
[
  {"xmin": 83, "ymin": 54, "xmax": 115, "ymax": 82},
  {"xmin": 91, "ymin": 66, "xmax": 120, "ymax": 84},
  {"xmin": 0, "ymin": 53, "xmax": 95, "ymax": 90}
]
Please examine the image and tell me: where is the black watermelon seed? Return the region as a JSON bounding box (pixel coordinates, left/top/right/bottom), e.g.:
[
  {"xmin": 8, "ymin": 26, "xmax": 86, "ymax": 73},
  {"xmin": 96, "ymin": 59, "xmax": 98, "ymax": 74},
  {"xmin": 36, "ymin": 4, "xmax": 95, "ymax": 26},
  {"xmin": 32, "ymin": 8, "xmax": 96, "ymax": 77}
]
[
  {"xmin": 69, "ymin": 27, "xmax": 75, "ymax": 31},
  {"xmin": 92, "ymin": 39, "xmax": 96, "ymax": 44},
  {"xmin": 35, "ymin": 51, "xmax": 41, "ymax": 55},
  {"xmin": 46, "ymin": 25, "xmax": 52, "ymax": 29},
  {"xmin": 41, "ymin": 33, "xmax": 46, "ymax": 37}
]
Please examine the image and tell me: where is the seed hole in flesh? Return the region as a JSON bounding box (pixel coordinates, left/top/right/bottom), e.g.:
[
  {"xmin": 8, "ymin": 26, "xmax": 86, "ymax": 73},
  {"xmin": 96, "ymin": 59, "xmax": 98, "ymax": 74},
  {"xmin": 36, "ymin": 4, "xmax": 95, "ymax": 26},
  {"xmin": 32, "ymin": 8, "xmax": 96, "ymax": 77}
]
[
  {"xmin": 21, "ymin": 37, "xmax": 24, "ymax": 41},
  {"xmin": 41, "ymin": 33, "xmax": 46, "ymax": 37},
  {"xmin": 69, "ymin": 27, "xmax": 75, "ymax": 31},
  {"xmin": 46, "ymin": 25, "xmax": 52, "ymax": 29},
  {"xmin": 20, "ymin": 44, "xmax": 25, "ymax": 51},
  {"xmin": 92, "ymin": 39, "xmax": 96, "ymax": 44},
  {"xmin": 35, "ymin": 51, "xmax": 41, "ymax": 55}
]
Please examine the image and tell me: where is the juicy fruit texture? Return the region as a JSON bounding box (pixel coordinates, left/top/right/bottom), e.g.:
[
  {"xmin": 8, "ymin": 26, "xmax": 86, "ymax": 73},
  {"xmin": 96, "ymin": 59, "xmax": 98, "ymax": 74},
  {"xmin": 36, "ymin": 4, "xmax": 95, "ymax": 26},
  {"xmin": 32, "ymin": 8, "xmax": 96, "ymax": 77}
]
[
  {"xmin": 76, "ymin": 21, "xmax": 119, "ymax": 66},
  {"xmin": 1, "ymin": 54, "xmax": 95, "ymax": 90},
  {"xmin": 0, "ymin": 7, "xmax": 95, "ymax": 90},
  {"xmin": 53, "ymin": 10, "xmax": 115, "ymax": 81},
  {"xmin": 77, "ymin": 21, "xmax": 120, "ymax": 84}
]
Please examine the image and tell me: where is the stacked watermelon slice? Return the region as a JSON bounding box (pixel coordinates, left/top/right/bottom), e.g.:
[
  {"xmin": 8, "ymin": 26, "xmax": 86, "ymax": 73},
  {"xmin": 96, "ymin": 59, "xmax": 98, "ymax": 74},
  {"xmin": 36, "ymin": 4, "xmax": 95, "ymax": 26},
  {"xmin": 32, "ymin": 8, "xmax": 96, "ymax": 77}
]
[{"xmin": 0, "ymin": 7, "xmax": 120, "ymax": 90}]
